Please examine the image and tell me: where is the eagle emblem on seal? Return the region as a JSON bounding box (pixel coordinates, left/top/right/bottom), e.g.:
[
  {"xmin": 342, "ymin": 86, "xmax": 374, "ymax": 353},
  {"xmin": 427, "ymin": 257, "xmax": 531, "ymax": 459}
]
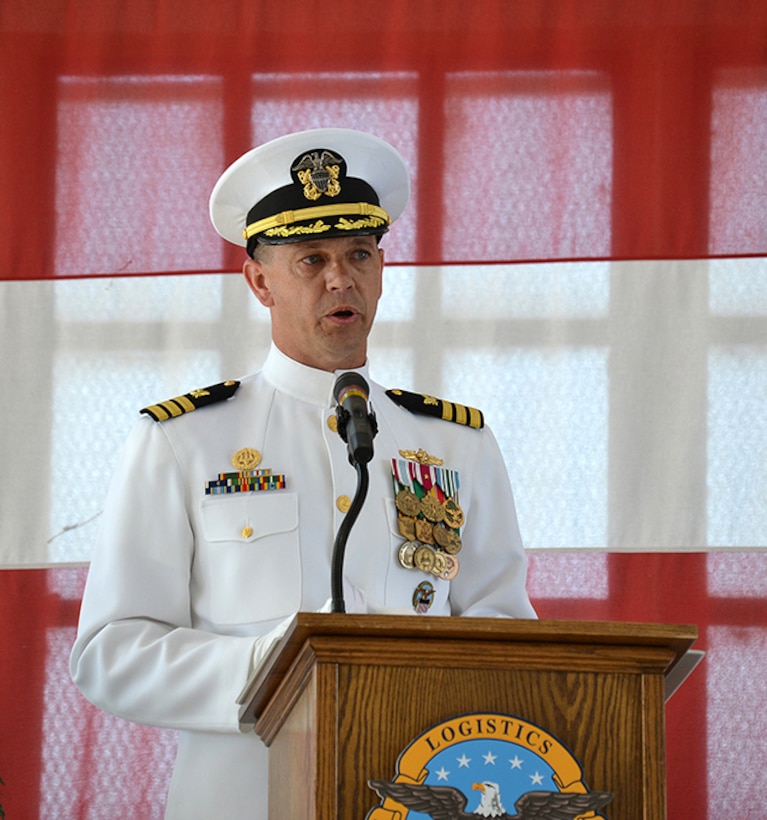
[{"xmin": 369, "ymin": 778, "xmax": 613, "ymax": 819}]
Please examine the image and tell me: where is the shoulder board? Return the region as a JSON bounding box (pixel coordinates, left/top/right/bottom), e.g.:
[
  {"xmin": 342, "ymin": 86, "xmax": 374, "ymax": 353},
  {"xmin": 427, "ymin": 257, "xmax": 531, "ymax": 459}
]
[
  {"xmin": 385, "ymin": 388, "xmax": 484, "ymax": 429},
  {"xmin": 140, "ymin": 380, "xmax": 240, "ymax": 422}
]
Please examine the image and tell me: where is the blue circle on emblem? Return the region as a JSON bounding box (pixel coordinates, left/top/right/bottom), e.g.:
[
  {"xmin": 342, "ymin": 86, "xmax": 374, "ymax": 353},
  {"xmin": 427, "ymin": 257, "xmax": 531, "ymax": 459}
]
[{"xmin": 407, "ymin": 738, "xmax": 557, "ymax": 818}]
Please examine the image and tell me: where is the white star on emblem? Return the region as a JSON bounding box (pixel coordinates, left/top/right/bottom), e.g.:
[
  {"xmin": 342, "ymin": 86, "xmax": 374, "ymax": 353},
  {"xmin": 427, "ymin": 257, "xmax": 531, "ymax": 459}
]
[
  {"xmin": 483, "ymin": 751, "xmax": 497, "ymax": 765},
  {"xmin": 457, "ymin": 754, "xmax": 472, "ymax": 768},
  {"xmin": 509, "ymin": 756, "xmax": 523, "ymax": 769},
  {"xmin": 530, "ymin": 772, "xmax": 544, "ymax": 786},
  {"xmin": 436, "ymin": 767, "xmax": 450, "ymax": 781}
]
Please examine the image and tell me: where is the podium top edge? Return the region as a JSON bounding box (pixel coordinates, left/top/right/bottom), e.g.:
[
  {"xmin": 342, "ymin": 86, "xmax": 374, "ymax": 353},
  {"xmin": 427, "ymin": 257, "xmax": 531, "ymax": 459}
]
[
  {"xmin": 288, "ymin": 613, "xmax": 699, "ymax": 644},
  {"xmin": 238, "ymin": 615, "xmax": 698, "ymax": 723}
]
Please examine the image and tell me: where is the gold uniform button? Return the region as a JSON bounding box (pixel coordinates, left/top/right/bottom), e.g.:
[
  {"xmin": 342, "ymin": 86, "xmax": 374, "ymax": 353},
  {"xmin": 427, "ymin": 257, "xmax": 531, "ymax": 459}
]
[
  {"xmin": 241, "ymin": 526, "xmax": 253, "ymax": 539},
  {"xmin": 327, "ymin": 414, "xmax": 338, "ymax": 433},
  {"xmin": 336, "ymin": 495, "xmax": 352, "ymax": 513}
]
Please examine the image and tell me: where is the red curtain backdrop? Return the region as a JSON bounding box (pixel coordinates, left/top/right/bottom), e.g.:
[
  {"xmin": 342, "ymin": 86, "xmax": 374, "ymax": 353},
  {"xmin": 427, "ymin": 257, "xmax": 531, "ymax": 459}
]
[
  {"xmin": 4, "ymin": 556, "xmax": 766, "ymax": 818},
  {"xmin": 2, "ymin": 2, "xmax": 767, "ymax": 818},
  {"xmin": 2, "ymin": 0, "xmax": 767, "ymax": 280}
]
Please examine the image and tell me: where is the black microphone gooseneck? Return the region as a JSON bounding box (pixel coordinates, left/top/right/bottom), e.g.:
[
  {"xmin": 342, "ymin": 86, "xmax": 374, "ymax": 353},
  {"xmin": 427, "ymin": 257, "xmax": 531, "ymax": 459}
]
[{"xmin": 330, "ymin": 372, "xmax": 378, "ymax": 613}]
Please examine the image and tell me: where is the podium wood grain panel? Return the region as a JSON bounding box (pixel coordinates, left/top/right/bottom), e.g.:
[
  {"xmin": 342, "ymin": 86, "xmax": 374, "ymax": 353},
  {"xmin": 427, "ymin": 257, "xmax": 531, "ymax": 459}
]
[
  {"xmin": 248, "ymin": 615, "xmax": 696, "ymax": 820},
  {"xmin": 336, "ymin": 666, "xmax": 655, "ymax": 818}
]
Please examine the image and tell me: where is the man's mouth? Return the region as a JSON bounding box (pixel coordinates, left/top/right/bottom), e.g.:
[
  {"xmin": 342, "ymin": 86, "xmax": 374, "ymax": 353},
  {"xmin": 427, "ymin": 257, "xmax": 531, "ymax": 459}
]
[{"xmin": 325, "ymin": 306, "xmax": 359, "ymax": 321}]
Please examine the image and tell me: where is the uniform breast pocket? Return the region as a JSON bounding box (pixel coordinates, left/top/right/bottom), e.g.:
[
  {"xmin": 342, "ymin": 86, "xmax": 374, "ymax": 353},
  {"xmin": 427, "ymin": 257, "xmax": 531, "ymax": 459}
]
[{"xmin": 197, "ymin": 493, "xmax": 301, "ymax": 625}]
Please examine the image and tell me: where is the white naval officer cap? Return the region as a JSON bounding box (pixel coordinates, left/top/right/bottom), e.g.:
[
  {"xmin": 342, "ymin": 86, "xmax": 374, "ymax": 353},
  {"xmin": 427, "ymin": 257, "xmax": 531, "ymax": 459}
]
[{"xmin": 209, "ymin": 127, "xmax": 411, "ymax": 257}]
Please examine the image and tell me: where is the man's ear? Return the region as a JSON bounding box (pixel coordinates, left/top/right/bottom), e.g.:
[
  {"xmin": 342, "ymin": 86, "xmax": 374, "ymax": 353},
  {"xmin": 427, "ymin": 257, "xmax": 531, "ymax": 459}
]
[{"xmin": 243, "ymin": 258, "xmax": 275, "ymax": 308}]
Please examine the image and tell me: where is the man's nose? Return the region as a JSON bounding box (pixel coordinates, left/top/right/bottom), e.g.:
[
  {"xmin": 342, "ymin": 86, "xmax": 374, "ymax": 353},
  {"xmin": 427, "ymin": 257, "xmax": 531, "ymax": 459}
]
[{"xmin": 325, "ymin": 257, "xmax": 354, "ymax": 290}]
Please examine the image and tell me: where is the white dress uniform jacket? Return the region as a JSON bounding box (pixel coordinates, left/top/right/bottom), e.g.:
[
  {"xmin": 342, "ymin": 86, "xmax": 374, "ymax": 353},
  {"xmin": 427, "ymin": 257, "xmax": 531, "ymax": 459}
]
[{"xmin": 70, "ymin": 343, "xmax": 536, "ymax": 819}]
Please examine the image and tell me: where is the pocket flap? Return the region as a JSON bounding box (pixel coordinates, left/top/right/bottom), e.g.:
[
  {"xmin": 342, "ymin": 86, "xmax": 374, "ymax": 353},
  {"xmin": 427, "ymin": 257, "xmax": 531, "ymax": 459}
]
[{"xmin": 200, "ymin": 493, "xmax": 298, "ymax": 543}]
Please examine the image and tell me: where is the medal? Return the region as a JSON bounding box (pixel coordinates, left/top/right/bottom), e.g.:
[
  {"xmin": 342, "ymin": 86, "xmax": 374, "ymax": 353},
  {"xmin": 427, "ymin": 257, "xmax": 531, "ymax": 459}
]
[
  {"xmin": 441, "ymin": 529, "xmax": 462, "ymax": 555},
  {"xmin": 413, "ymin": 580, "xmax": 435, "ymax": 613},
  {"xmin": 395, "ymin": 487, "xmax": 421, "ymax": 517},
  {"xmin": 430, "ymin": 550, "xmax": 448, "ymax": 578},
  {"xmin": 432, "ymin": 524, "xmax": 460, "ymax": 552},
  {"xmin": 443, "ymin": 497, "xmax": 465, "ymax": 529},
  {"xmin": 397, "ymin": 514, "xmax": 417, "ymax": 542},
  {"xmin": 420, "ymin": 494, "xmax": 445, "ymax": 523},
  {"xmin": 413, "ymin": 544, "xmax": 436, "ymax": 573},
  {"xmin": 415, "ymin": 518, "xmax": 435, "ymax": 545},
  {"xmin": 398, "ymin": 542, "xmax": 417, "ymax": 569},
  {"xmin": 391, "ymin": 454, "xmax": 465, "ymax": 582},
  {"xmin": 443, "ymin": 554, "xmax": 460, "ymax": 580}
]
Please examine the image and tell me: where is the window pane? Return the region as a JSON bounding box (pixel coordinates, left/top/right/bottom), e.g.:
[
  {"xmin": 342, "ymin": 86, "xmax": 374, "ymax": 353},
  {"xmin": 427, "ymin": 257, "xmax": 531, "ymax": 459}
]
[
  {"xmin": 707, "ymin": 550, "xmax": 767, "ymax": 598},
  {"xmin": 709, "ymin": 69, "xmax": 767, "ymax": 256},
  {"xmin": 707, "ymin": 347, "xmax": 767, "ymax": 547},
  {"xmin": 707, "ymin": 625, "xmax": 767, "ymax": 813},
  {"xmin": 442, "ymin": 262, "xmax": 609, "ymax": 319},
  {"xmin": 445, "ymin": 348, "xmax": 608, "ymax": 548},
  {"xmin": 443, "ymin": 71, "xmax": 612, "ymax": 260},
  {"xmin": 709, "ymin": 257, "xmax": 767, "ymax": 316},
  {"xmin": 527, "ymin": 551, "xmax": 608, "ymax": 599},
  {"xmin": 56, "ymin": 76, "xmax": 224, "ymax": 276},
  {"xmin": 49, "ymin": 350, "xmax": 221, "ymax": 562},
  {"xmin": 43, "ymin": 627, "xmax": 176, "ymax": 818},
  {"xmin": 55, "ymin": 273, "xmax": 223, "ymax": 322}
]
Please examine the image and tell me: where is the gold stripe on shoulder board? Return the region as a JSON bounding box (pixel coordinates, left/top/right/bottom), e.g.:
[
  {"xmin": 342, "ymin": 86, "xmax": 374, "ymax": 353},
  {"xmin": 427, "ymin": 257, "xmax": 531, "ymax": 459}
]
[
  {"xmin": 140, "ymin": 380, "xmax": 240, "ymax": 422},
  {"xmin": 385, "ymin": 388, "xmax": 484, "ymax": 429}
]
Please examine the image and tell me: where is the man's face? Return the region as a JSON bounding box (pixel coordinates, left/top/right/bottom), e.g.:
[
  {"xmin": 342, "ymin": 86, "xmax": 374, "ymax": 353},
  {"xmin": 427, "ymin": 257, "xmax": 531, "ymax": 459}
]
[{"xmin": 243, "ymin": 234, "xmax": 384, "ymax": 372}]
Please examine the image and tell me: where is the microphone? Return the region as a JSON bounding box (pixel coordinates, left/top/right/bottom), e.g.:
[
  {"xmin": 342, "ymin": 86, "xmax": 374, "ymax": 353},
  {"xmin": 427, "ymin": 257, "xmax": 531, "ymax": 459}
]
[
  {"xmin": 330, "ymin": 372, "xmax": 378, "ymax": 612},
  {"xmin": 333, "ymin": 371, "xmax": 377, "ymax": 465}
]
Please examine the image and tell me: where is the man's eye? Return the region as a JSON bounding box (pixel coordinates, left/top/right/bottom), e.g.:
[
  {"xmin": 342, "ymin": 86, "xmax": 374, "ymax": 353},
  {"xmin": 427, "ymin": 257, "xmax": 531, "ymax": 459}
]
[{"xmin": 301, "ymin": 254, "xmax": 322, "ymax": 265}]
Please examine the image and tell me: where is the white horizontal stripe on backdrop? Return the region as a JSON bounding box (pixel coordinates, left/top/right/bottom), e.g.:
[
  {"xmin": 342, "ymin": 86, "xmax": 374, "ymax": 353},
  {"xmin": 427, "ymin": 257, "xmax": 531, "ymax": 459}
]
[{"xmin": 2, "ymin": 257, "xmax": 766, "ymax": 567}]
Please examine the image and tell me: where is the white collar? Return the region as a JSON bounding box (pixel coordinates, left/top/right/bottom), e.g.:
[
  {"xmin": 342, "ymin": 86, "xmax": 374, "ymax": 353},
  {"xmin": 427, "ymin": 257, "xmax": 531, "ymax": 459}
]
[{"xmin": 261, "ymin": 343, "xmax": 371, "ymax": 407}]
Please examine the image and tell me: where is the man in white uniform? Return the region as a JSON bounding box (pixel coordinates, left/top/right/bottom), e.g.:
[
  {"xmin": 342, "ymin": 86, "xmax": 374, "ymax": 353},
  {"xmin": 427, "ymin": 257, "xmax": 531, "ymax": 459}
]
[{"xmin": 70, "ymin": 128, "xmax": 536, "ymax": 818}]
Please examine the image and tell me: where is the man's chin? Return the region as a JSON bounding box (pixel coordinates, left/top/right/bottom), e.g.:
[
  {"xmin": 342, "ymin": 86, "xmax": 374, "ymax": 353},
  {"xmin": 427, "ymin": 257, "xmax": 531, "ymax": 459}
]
[{"xmin": 316, "ymin": 339, "xmax": 368, "ymax": 371}]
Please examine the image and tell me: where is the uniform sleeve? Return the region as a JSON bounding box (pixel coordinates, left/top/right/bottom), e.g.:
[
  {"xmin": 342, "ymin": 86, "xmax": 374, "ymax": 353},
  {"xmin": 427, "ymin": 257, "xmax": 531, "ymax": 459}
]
[
  {"xmin": 69, "ymin": 418, "xmax": 280, "ymax": 734},
  {"xmin": 448, "ymin": 424, "xmax": 538, "ymax": 620}
]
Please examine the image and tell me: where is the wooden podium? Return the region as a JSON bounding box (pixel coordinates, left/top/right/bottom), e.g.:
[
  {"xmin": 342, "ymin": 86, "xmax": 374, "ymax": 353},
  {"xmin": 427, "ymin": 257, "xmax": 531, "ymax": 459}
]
[{"xmin": 237, "ymin": 614, "xmax": 698, "ymax": 819}]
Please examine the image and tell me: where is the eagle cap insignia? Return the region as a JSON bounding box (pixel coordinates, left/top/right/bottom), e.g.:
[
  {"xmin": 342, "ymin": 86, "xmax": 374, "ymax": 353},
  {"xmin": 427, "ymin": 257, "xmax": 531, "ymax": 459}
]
[{"xmin": 291, "ymin": 149, "xmax": 343, "ymax": 200}]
